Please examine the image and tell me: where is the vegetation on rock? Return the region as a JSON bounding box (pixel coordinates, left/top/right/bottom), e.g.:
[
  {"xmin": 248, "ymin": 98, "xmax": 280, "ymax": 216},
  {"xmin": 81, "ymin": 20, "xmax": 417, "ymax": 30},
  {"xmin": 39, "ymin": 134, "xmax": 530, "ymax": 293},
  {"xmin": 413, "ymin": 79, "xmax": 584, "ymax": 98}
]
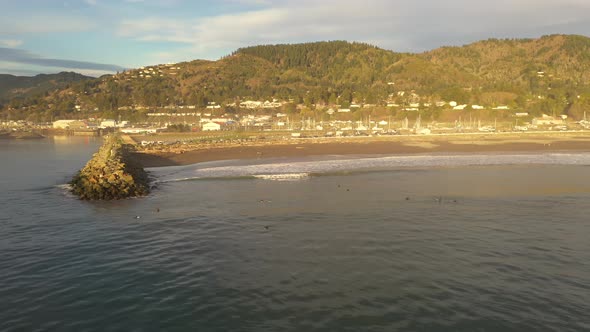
[{"xmin": 70, "ymin": 135, "xmax": 149, "ymax": 200}]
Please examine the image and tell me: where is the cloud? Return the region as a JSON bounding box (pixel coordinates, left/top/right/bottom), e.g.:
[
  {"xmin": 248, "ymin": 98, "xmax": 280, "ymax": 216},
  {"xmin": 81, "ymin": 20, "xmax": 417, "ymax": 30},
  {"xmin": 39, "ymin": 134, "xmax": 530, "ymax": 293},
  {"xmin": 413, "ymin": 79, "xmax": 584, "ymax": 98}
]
[
  {"xmin": 0, "ymin": 40, "xmax": 23, "ymax": 48},
  {"xmin": 0, "ymin": 14, "xmax": 96, "ymax": 34},
  {"xmin": 0, "ymin": 47, "xmax": 124, "ymax": 72},
  {"xmin": 117, "ymin": 0, "xmax": 590, "ymax": 63}
]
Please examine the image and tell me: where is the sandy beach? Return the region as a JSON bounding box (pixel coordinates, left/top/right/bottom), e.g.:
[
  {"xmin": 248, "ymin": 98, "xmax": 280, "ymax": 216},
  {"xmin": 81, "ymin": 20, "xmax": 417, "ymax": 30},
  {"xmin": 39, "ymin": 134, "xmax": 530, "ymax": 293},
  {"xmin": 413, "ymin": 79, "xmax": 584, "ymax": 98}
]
[{"xmin": 128, "ymin": 132, "xmax": 590, "ymax": 167}]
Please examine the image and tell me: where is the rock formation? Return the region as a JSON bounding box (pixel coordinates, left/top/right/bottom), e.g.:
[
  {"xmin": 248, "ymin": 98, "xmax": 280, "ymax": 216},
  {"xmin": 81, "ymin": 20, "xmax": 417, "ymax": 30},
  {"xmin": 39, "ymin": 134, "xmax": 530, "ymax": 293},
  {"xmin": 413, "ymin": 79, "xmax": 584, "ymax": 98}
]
[{"xmin": 70, "ymin": 135, "xmax": 149, "ymax": 200}]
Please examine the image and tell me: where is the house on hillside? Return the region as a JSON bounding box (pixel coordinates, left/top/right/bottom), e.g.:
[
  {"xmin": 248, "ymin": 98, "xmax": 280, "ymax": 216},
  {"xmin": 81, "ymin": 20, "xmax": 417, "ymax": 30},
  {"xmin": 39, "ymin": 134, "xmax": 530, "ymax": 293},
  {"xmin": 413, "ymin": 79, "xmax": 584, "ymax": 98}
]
[
  {"xmin": 240, "ymin": 100, "xmax": 263, "ymax": 109},
  {"xmin": 206, "ymin": 102, "xmax": 221, "ymax": 109}
]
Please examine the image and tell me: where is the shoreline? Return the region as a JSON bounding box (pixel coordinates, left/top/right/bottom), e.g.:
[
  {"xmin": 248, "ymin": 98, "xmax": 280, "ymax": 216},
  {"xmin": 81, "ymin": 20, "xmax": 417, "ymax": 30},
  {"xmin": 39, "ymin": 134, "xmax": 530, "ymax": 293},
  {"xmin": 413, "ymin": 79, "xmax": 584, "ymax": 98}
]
[{"xmin": 130, "ymin": 133, "xmax": 590, "ymax": 167}]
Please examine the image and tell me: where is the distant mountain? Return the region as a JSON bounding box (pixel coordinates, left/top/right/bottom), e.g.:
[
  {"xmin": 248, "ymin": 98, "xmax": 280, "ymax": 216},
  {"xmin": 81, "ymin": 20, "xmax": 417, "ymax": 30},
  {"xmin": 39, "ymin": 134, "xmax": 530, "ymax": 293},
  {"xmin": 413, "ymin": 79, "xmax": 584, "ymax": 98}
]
[
  {"xmin": 0, "ymin": 71, "xmax": 92, "ymax": 103},
  {"xmin": 3, "ymin": 35, "xmax": 590, "ymax": 122}
]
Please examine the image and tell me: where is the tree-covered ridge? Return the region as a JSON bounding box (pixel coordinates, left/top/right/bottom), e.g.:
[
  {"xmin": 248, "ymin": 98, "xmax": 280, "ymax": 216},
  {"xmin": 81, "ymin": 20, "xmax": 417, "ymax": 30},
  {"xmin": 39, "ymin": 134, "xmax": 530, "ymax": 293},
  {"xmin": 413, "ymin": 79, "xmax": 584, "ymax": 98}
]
[
  {"xmin": 0, "ymin": 72, "xmax": 91, "ymax": 102},
  {"xmin": 3, "ymin": 35, "xmax": 590, "ymax": 122}
]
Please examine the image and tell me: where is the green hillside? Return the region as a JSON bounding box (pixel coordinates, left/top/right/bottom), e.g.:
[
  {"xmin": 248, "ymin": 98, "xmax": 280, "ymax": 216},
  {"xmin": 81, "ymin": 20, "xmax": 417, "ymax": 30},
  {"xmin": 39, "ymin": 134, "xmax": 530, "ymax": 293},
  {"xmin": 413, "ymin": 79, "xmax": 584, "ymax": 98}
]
[
  {"xmin": 0, "ymin": 72, "xmax": 91, "ymax": 105},
  {"xmin": 3, "ymin": 35, "xmax": 590, "ymax": 122}
]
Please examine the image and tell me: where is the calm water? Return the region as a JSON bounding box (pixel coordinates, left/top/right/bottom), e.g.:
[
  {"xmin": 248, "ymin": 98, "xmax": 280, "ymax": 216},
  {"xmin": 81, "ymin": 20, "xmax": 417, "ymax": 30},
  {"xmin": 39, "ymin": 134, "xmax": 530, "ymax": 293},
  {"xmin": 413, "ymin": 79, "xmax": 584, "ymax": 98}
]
[{"xmin": 1, "ymin": 137, "xmax": 590, "ymax": 332}]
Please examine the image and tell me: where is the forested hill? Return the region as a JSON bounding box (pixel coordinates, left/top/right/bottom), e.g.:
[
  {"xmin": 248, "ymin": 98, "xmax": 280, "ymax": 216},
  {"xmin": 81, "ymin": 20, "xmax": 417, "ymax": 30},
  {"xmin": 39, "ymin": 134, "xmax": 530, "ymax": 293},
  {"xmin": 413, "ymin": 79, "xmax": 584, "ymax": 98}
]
[
  {"xmin": 0, "ymin": 72, "xmax": 91, "ymax": 103},
  {"xmin": 234, "ymin": 41, "xmax": 404, "ymax": 78},
  {"xmin": 3, "ymin": 34, "xmax": 590, "ymax": 122}
]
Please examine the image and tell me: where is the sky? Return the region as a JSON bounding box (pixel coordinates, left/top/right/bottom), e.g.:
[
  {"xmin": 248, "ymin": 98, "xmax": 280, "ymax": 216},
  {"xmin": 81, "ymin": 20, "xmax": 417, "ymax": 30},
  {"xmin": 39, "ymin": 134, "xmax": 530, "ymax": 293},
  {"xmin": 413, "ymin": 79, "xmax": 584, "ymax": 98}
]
[{"xmin": 1, "ymin": 0, "xmax": 590, "ymax": 77}]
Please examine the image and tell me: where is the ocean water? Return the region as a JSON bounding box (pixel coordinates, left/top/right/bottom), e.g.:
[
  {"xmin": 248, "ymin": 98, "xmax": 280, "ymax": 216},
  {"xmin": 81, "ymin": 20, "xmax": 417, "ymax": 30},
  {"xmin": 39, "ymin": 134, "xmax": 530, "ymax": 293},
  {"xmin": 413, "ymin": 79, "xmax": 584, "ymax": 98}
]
[{"xmin": 1, "ymin": 137, "xmax": 590, "ymax": 331}]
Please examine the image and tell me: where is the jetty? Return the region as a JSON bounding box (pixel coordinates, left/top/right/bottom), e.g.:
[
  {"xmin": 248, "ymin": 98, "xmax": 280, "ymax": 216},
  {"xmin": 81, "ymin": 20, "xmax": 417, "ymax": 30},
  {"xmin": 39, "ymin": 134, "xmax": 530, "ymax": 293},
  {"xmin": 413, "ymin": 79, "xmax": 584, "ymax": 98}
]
[{"xmin": 70, "ymin": 134, "xmax": 150, "ymax": 200}]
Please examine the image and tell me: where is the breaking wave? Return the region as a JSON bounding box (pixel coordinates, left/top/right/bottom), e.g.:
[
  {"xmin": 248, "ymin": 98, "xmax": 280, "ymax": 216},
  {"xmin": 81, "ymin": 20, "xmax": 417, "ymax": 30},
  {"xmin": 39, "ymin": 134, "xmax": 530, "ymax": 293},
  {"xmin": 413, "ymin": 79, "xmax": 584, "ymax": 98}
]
[
  {"xmin": 148, "ymin": 152, "xmax": 590, "ymax": 183},
  {"xmin": 253, "ymin": 173, "xmax": 310, "ymax": 181}
]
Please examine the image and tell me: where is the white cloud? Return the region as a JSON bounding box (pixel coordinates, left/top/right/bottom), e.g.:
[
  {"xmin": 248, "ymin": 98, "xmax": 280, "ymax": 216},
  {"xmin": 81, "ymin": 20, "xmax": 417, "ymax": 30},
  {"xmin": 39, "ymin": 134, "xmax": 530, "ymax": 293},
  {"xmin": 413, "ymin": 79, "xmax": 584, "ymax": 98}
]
[
  {"xmin": 117, "ymin": 0, "xmax": 590, "ymax": 62},
  {"xmin": 0, "ymin": 39, "xmax": 23, "ymax": 48},
  {"xmin": 0, "ymin": 14, "xmax": 96, "ymax": 34}
]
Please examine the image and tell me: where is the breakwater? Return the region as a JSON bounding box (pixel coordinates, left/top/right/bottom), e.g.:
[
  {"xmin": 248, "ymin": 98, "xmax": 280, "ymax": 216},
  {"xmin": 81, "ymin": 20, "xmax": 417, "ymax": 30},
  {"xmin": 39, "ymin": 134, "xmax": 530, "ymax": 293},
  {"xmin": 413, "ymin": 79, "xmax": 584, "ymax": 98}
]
[{"xmin": 70, "ymin": 134, "xmax": 149, "ymax": 200}]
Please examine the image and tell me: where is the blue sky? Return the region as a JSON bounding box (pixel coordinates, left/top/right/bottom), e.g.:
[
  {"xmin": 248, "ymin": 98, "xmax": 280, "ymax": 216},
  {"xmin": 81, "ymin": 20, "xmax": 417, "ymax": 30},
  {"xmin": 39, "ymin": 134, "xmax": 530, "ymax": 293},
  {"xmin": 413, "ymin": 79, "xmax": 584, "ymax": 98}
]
[{"xmin": 1, "ymin": 0, "xmax": 590, "ymax": 76}]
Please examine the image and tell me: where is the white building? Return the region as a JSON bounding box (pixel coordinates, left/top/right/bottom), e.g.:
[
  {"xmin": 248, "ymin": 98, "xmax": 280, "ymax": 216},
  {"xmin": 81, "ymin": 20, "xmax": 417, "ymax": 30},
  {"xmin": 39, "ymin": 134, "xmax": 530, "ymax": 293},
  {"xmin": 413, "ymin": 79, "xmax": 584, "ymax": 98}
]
[
  {"xmin": 240, "ymin": 101, "xmax": 263, "ymax": 109},
  {"xmin": 53, "ymin": 120, "xmax": 86, "ymax": 129},
  {"xmin": 120, "ymin": 128, "xmax": 158, "ymax": 134},
  {"xmin": 202, "ymin": 122, "xmax": 221, "ymax": 131},
  {"xmin": 100, "ymin": 119, "xmax": 117, "ymax": 128},
  {"xmin": 532, "ymin": 115, "xmax": 564, "ymax": 126}
]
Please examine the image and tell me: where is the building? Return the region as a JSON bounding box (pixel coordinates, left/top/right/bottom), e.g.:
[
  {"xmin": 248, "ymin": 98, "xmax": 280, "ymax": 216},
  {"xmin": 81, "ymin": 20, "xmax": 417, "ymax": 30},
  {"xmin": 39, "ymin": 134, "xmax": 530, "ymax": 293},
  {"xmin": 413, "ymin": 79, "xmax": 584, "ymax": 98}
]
[
  {"xmin": 52, "ymin": 120, "xmax": 86, "ymax": 129},
  {"xmin": 206, "ymin": 102, "xmax": 221, "ymax": 109},
  {"xmin": 100, "ymin": 119, "xmax": 117, "ymax": 128},
  {"xmin": 202, "ymin": 122, "xmax": 221, "ymax": 131},
  {"xmin": 120, "ymin": 128, "xmax": 158, "ymax": 134},
  {"xmin": 532, "ymin": 115, "xmax": 565, "ymax": 126},
  {"xmin": 240, "ymin": 100, "xmax": 263, "ymax": 109}
]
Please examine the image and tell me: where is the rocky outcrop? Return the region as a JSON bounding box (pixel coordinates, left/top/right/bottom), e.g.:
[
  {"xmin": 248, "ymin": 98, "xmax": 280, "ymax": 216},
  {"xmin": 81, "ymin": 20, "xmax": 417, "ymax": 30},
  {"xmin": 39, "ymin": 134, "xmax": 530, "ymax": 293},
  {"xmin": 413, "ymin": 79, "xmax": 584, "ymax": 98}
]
[{"xmin": 70, "ymin": 134, "xmax": 149, "ymax": 200}]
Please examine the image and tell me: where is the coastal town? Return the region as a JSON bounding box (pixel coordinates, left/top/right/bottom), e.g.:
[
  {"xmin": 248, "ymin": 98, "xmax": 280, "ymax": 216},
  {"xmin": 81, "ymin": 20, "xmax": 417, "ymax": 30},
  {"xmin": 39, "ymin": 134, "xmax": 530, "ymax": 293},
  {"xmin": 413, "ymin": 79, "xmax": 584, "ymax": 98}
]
[
  {"xmin": 3, "ymin": 0, "xmax": 590, "ymax": 328},
  {"xmin": 2, "ymin": 98, "xmax": 590, "ymax": 140}
]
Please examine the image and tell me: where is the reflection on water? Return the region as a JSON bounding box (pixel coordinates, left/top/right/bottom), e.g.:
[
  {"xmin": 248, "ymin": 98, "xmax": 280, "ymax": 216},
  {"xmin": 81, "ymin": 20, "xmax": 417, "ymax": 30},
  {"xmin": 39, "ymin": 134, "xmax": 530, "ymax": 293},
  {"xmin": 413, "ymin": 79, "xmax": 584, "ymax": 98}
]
[{"xmin": 1, "ymin": 140, "xmax": 590, "ymax": 331}]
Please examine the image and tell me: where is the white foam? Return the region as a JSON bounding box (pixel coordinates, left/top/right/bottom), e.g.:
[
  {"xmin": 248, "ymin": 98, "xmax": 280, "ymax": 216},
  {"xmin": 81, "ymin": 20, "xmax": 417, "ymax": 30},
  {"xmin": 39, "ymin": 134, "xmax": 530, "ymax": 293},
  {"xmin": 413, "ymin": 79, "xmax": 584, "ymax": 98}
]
[
  {"xmin": 148, "ymin": 152, "xmax": 590, "ymax": 183},
  {"xmin": 253, "ymin": 173, "xmax": 310, "ymax": 181},
  {"xmin": 55, "ymin": 184, "xmax": 72, "ymax": 190}
]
